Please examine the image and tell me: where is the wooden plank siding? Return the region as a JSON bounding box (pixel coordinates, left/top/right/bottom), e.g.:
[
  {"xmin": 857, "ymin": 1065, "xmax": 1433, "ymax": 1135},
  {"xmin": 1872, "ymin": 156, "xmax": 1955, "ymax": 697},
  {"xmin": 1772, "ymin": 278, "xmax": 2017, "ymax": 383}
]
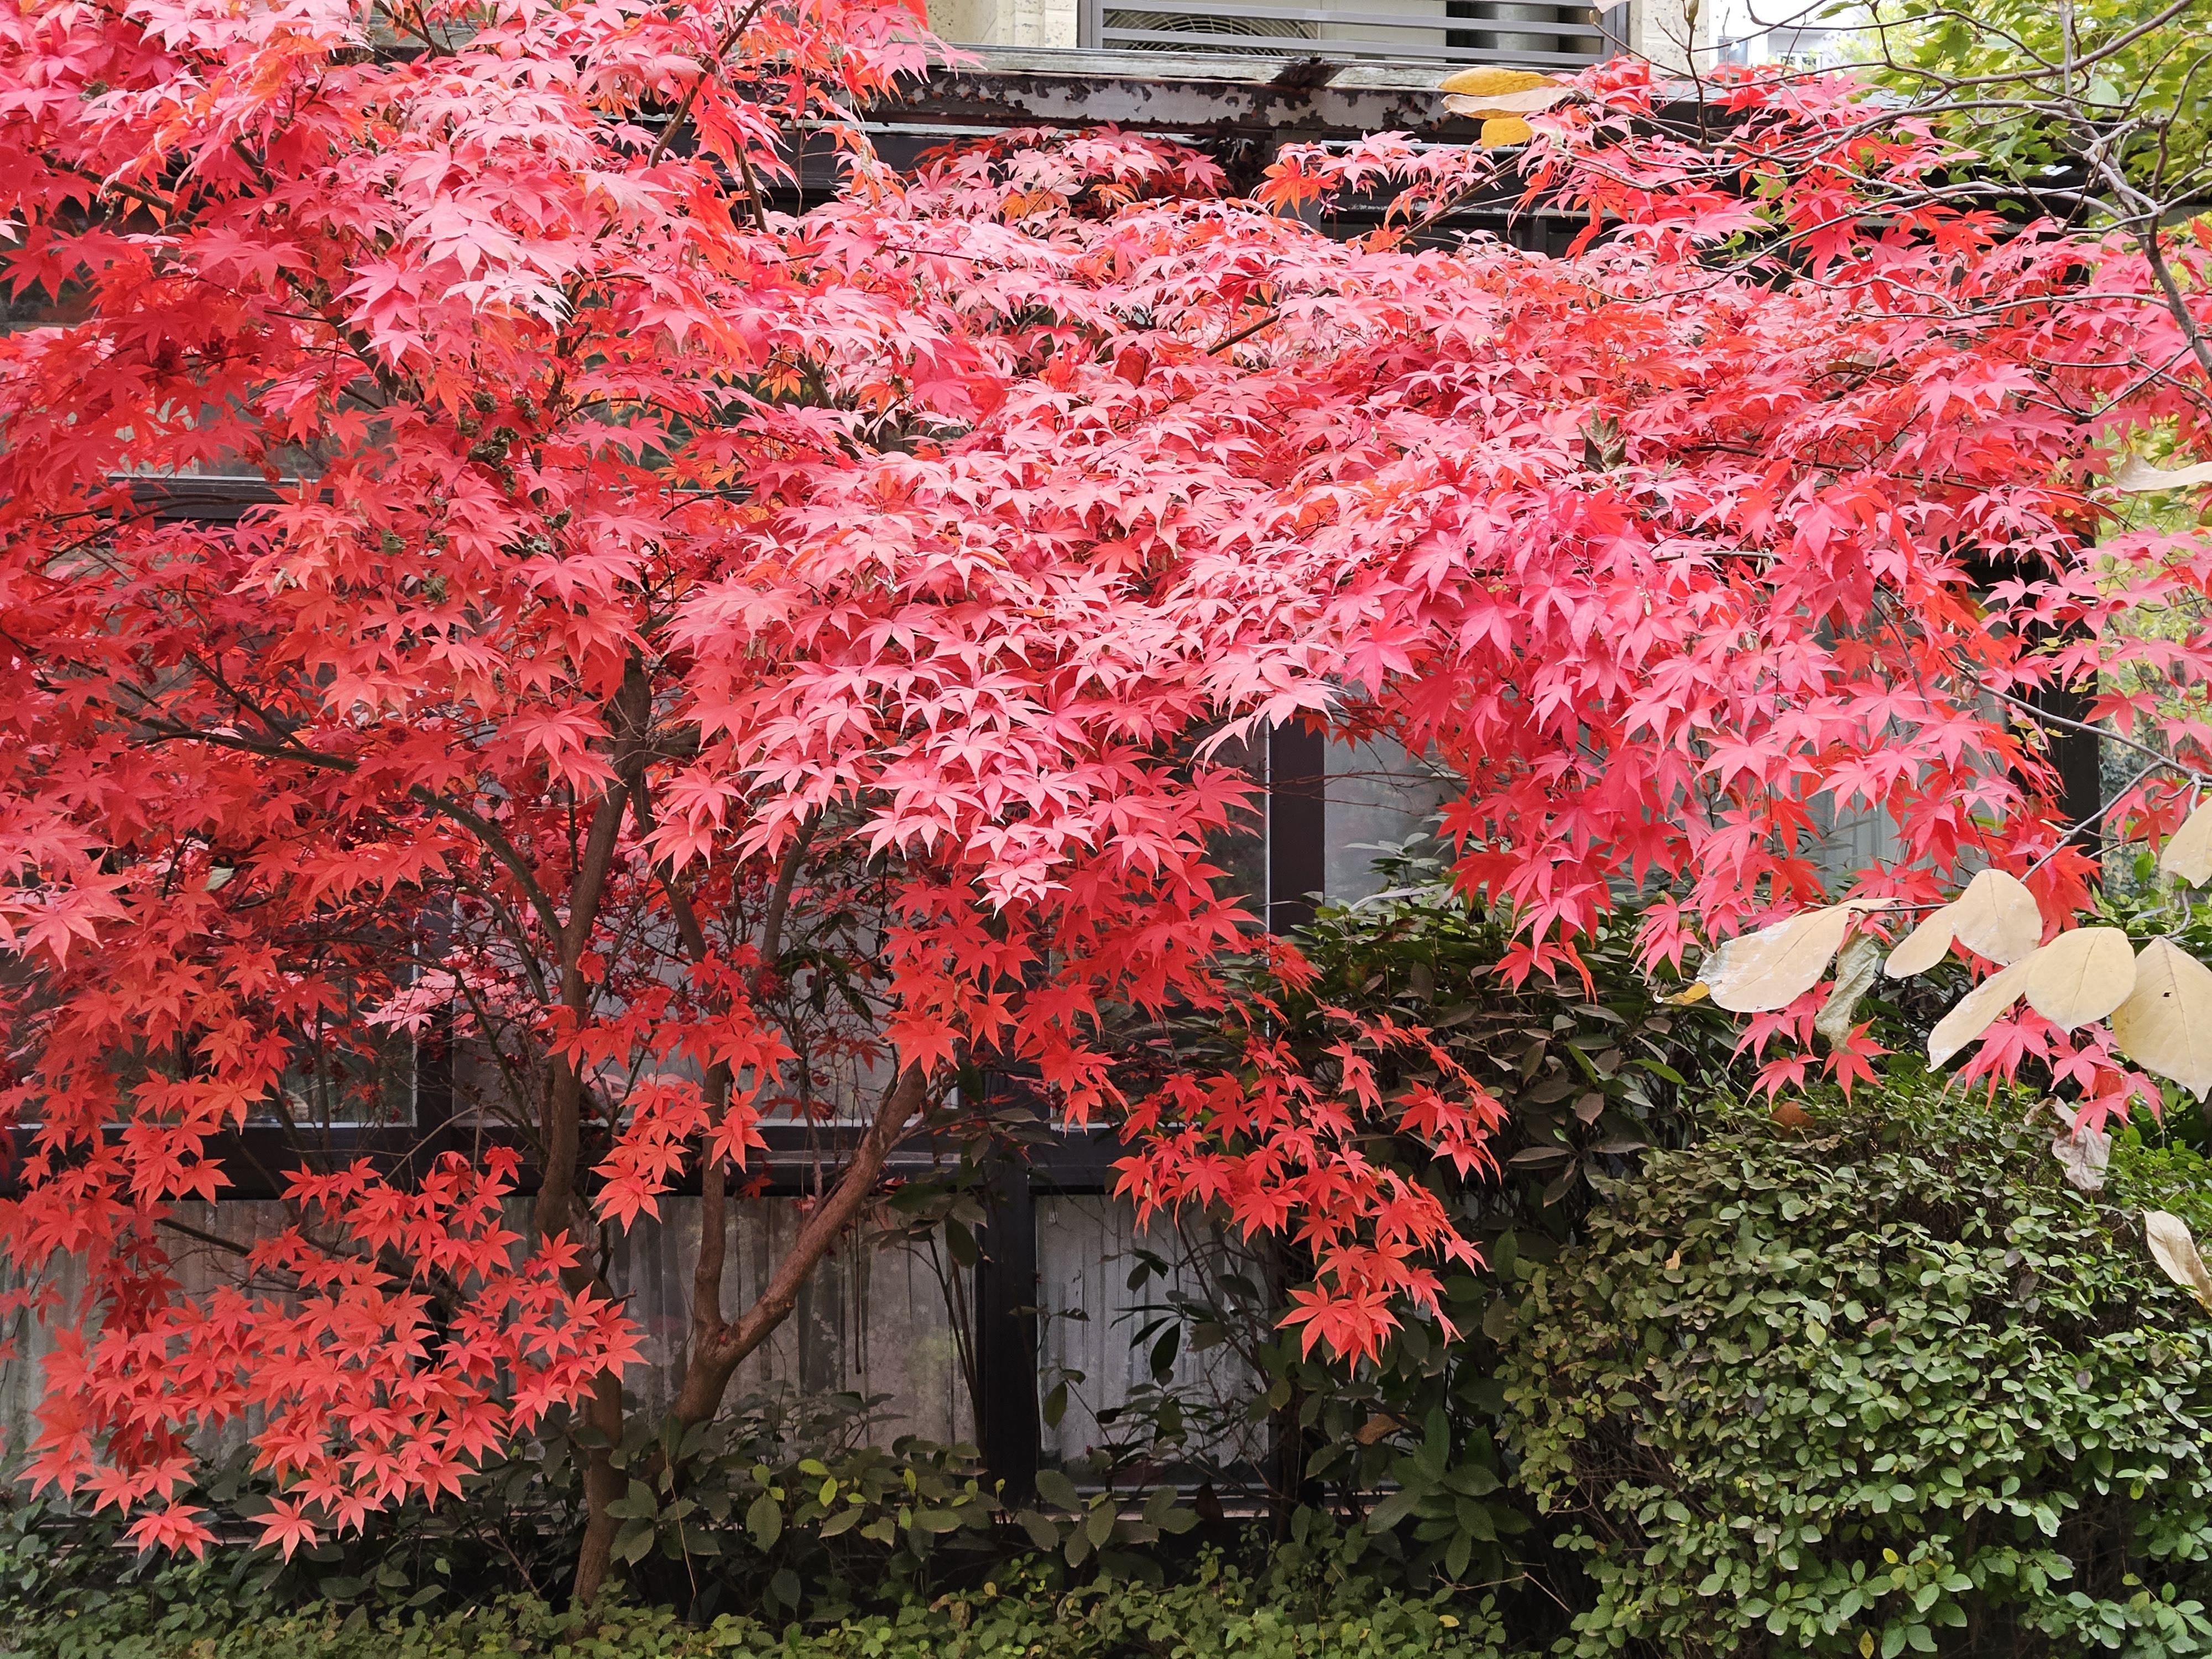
[{"xmin": 1035, "ymin": 1197, "xmax": 1262, "ymax": 1470}]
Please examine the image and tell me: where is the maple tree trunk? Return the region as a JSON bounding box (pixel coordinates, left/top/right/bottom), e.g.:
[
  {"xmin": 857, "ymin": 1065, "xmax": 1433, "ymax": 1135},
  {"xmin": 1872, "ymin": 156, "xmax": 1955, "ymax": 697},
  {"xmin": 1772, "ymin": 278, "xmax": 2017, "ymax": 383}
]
[
  {"xmin": 540, "ymin": 1027, "xmax": 630, "ymax": 1608},
  {"xmin": 675, "ymin": 1063, "xmax": 928, "ymax": 1425},
  {"xmin": 568, "ymin": 1064, "xmax": 928, "ymax": 1606},
  {"xmin": 569, "ymin": 1369, "xmax": 630, "ymax": 1606},
  {"xmin": 570, "ymin": 793, "xmax": 832, "ymax": 1606},
  {"xmin": 546, "ymin": 712, "xmax": 655, "ymax": 1606}
]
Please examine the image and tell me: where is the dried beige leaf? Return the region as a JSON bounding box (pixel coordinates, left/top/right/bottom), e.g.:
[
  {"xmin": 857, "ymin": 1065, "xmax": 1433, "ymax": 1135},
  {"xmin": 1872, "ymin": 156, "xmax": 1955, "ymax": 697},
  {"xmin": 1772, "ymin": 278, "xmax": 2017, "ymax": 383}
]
[
  {"xmin": 2049, "ymin": 1121, "xmax": 2110, "ymax": 1193},
  {"xmin": 2112, "ymin": 938, "xmax": 2212, "ymax": 1100},
  {"xmin": 1884, "ymin": 905, "xmax": 1956, "ymax": 978},
  {"xmin": 1437, "ymin": 66, "xmax": 1561, "ymax": 96},
  {"xmin": 2145, "ymin": 1211, "xmax": 2212, "ymax": 1311},
  {"xmin": 1946, "ymin": 868, "xmax": 2043, "ymax": 964},
  {"xmin": 2022, "ymin": 927, "xmax": 2137, "ymax": 1030},
  {"xmin": 2162, "ymin": 797, "xmax": 2212, "ymax": 887},
  {"xmin": 1814, "ymin": 931, "xmax": 1884, "ymax": 1045},
  {"xmin": 1927, "ymin": 958, "xmax": 2031, "ymax": 1067},
  {"xmin": 2112, "ymin": 455, "xmax": 2212, "ymax": 493},
  {"xmin": 1699, "ymin": 905, "xmax": 1853, "ymax": 1014}
]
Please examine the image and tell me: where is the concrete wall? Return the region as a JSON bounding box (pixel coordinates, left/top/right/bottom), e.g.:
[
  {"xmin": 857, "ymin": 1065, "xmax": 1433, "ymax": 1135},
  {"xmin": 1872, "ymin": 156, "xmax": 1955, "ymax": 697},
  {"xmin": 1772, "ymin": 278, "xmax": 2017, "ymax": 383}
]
[
  {"xmin": 1626, "ymin": 0, "xmax": 1704, "ymax": 71},
  {"xmin": 928, "ymin": 0, "xmax": 1081, "ymax": 48},
  {"xmin": 1, "ymin": 1192, "xmax": 1293, "ymax": 1483}
]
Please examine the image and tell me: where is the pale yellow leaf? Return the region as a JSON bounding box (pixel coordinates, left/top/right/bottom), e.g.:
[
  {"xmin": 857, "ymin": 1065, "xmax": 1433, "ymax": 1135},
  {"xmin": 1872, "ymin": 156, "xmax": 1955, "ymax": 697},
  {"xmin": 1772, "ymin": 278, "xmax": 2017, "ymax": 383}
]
[
  {"xmin": 2162, "ymin": 797, "xmax": 2212, "ymax": 887},
  {"xmin": 2145, "ymin": 1210, "xmax": 2212, "ymax": 1311},
  {"xmin": 1436, "ymin": 66, "xmax": 1561, "ymax": 95},
  {"xmin": 1927, "ymin": 958, "xmax": 2031, "ymax": 1067},
  {"xmin": 2021, "ymin": 927, "xmax": 2137, "ymax": 1030},
  {"xmin": 1884, "ymin": 905, "xmax": 1955, "ymax": 978},
  {"xmin": 2112, "ymin": 938, "xmax": 2212, "ymax": 1100},
  {"xmin": 2111, "ymin": 455, "xmax": 2212, "ymax": 493},
  {"xmin": 1946, "ymin": 868, "xmax": 2043, "ymax": 964},
  {"xmin": 1699, "ymin": 905, "xmax": 1853, "ymax": 1014},
  {"xmin": 1443, "ymin": 86, "xmax": 1576, "ymax": 117}
]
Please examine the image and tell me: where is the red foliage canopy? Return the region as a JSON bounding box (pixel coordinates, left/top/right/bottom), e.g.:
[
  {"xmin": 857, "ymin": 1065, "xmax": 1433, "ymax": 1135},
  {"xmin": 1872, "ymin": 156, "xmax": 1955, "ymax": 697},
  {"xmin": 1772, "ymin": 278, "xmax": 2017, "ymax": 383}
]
[{"xmin": 2, "ymin": 0, "xmax": 2209, "ymax": 1562}]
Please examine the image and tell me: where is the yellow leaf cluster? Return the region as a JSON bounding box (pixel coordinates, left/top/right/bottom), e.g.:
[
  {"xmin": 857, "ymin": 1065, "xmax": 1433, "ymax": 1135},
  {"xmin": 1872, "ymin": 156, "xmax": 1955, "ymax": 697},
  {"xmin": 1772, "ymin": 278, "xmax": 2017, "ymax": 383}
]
[
  {"xmin": 1437, "ymin": 66, "xmax": 1574, "ymax": 143},
  {"xmin": 1436, "ymin": 66, "xmax": 1559, "ymax": 96},
  {"xmin": 1681, "ymin": 807, "xmax": 2212, "ymax": 1107},
  {"xmin": 2161, "ymin": 795, "xmax": 2212, "ymax": 886},
  {"xmin": 1885, "ymin": 868, "xmax": 2043, "ymax": 979}
]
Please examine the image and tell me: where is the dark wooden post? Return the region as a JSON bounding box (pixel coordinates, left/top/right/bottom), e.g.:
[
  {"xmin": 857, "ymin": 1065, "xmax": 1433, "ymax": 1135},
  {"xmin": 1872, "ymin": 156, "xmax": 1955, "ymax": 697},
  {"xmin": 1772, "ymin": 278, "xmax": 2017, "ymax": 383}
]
[
  {"xmin": 974, "ymin": 1151, "xmax": 1041, "ymax": 1500},
  {"xmin": 1267, "ymin": 723, "xmax": 1326, "ymax": 936}
]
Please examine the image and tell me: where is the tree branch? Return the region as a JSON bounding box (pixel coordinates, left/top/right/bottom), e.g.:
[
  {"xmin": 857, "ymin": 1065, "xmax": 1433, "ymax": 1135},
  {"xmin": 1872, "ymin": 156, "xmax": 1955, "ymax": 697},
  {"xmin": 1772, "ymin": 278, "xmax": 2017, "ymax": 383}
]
[
  {"xmin": 672, "ymin": 1065, "xmax": 927, "ymax": 1423},
  {"xmin": 406, "ymin": 786, "xmax": 568, "ymax": 949}
]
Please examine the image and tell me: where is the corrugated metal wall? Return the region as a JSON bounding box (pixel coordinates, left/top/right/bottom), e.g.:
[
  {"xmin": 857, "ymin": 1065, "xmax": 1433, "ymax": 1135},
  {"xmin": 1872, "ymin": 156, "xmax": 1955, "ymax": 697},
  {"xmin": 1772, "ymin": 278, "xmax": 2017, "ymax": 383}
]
[{"xmin": 1036, "ymin": 1197, "xmax": 1262, "ymax": 1469}]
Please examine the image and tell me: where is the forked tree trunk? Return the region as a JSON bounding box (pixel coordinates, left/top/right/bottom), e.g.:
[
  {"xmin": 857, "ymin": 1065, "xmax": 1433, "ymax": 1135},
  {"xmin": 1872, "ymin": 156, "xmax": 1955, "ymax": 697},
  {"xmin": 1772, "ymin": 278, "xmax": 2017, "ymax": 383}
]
[{"xmin": 568, "ymin": 1065, "xmax": 928, "ymax": 1606}]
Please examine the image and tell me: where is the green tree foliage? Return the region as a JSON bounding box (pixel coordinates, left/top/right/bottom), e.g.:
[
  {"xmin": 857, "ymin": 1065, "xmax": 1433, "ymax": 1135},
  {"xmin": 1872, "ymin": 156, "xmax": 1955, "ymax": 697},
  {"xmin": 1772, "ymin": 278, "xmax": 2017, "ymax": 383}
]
[
  {"xmin": 1499, "ymin": 1081, "xmax": 2212, "ymax": 1658},
  {"xmin": 1846, "ymin": 0, "xmax": 2212, "ymax": 457},
  {"xmin": 1869, "ymin": 0, "xmax": 2212, "ymax": 210}
]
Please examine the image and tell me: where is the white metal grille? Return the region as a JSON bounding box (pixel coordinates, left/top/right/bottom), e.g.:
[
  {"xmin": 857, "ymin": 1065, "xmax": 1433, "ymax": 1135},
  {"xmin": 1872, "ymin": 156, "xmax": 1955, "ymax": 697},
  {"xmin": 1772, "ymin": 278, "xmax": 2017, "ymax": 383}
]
[{"xmin": 1083, "ymin": 0, "xmax": 1624, "ymax": 67}]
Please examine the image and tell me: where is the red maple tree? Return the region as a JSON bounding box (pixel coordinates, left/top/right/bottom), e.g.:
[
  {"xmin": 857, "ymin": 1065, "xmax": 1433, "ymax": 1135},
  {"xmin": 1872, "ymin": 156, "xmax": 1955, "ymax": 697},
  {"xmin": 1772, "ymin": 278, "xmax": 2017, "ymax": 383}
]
[{"xmin": 2, "ymin": 0, "xmax": 2209, "ymax": 1601}]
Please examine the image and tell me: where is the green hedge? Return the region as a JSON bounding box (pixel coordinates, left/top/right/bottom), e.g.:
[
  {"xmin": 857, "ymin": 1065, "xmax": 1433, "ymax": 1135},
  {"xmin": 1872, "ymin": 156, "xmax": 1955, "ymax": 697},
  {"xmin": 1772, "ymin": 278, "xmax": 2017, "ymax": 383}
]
[
  {"xmin": 24, "ymin": 1074, "xmax": 2212, "ymax": 1659},
  {"xmin": 0, "ymin": 1554, "xmax": 1514, "ymax": 1659},
  {"xmin": 1499, "ymin": 1081, "xmax": 2212, "ymax": 1658}
]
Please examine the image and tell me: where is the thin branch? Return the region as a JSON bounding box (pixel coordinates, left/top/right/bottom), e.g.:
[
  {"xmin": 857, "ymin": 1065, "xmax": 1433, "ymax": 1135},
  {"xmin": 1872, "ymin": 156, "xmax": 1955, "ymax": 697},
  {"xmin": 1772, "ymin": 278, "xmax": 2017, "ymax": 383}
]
[
  {"xmin": 1986, "ymin": 684, "xmax": 2210, "ymax": 785},
  {"xmin": 758, "ymin": 818, "xmax": 816, "ymax": 975},
  {"xmin": 1207, "ymin": 310, "xmax": 1280, "ymax": 356},
  {"xmin": 406, "ymin": 786, "xmax": 568, "ymax": 949},
  {"xmin": 2136, "ymin": 223, "xmax": 2212, "ymax": 384},
  {"xmin": 2024, "ymin": 754, "xmax": 2168, "ymax": 878},
  {"xmin": 644, "ymin": 0, "xmax": 779, "ymax": 170}
]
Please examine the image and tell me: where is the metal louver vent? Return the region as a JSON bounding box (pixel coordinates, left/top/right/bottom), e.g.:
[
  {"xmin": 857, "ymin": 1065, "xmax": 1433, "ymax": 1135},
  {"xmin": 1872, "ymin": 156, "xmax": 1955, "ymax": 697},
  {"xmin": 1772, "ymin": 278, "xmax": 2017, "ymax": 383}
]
[
  {"xmin": 1098, "ymin": 8, "xmax": 1314, "ymax": 51},
  {"xmin": 1085, "ymin": 0, "xmax": 1621, "ymax": 67}
]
